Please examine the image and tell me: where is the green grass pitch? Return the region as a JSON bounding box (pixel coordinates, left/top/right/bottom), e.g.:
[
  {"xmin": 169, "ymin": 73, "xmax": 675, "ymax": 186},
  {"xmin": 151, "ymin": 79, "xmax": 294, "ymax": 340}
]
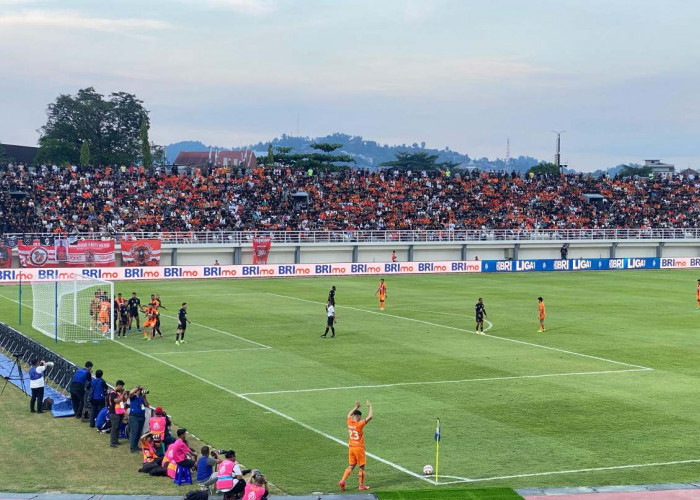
[{"xmin": 1, "ymin": 269, "xmax": 700, "ymax": 495}]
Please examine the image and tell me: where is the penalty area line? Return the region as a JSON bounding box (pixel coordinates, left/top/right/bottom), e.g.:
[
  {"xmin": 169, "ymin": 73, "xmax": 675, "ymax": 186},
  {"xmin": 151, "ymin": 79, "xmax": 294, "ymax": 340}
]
[
  {"xmin": 239, "ymin": 368, "xmax": 650, "ymax": 396},
  {"xmin": 112, "ymin": 339, "xmax": 436, "ymax": 485},
  {"xmin": 266, "ymin": 292, "xmax": 651, "ymax": 371}
]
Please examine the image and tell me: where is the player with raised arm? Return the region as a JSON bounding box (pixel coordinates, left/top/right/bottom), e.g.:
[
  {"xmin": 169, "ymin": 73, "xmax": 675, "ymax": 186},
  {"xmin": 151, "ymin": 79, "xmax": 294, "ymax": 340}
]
[
  {"xmin": 141, "ymin": 303, "xmax": 157, "ymax": 340},
  {"xmin": 537, "ymin": 297, "xmax": 546, "ymax": 332},
  {"xmin": 339, "ymin": 400, "xmax": 373, "ymax": 492},
  {"xmin": 153, "ymin": 294, "xmax": 166, "ymax": 337},
  {"xmin": 475, "ymin": 298, "xmax": 487, "ymax": 334},
  {"xmin": 321, "ymin": 302, "xmax": 336, "ymax": 338},
  {"xmin": 375, "ymin": 279, "xmax": 387, "ymax": 311},
  {"xmin": 175, "ymin": 303, "xmax": 190, "ymax": 345}
]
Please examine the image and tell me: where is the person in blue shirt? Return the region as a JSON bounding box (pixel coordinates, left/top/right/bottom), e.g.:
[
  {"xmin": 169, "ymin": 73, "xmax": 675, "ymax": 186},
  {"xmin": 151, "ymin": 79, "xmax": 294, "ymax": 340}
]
[
  {"xmin": 197, "ymin": 446, "xmax": 221, "ymax": 491},
  {"xmin": 88, "ymin": 369, "xmax": 107, "ymax": 428},
  {"xmin": 70, "ymin": 361, "xmax": 93, "ymax": 419},
  {"xmin": 96, "ymin": 406, "xmax": 110, "ymax": 433},
  {"xmin": 128, "ymin": 385, "xmax": 150, "ymax": 453}
]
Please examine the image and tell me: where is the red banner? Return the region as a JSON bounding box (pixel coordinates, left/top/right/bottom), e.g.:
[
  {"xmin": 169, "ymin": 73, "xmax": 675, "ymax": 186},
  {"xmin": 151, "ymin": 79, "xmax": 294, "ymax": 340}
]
[
  {"xmin": 121, "ymin": 239, "xmax": 161, "ymax": 266},
  {"xmin": 0, "ymin": 243, "xmax": 11, "ymax": 269},
  {"xmin": 18, "ymin": 239, "xmax": 115, "ymax": 268},
  {"xmin": 18, "ymin": 240, "xmax": 57, "ymax": 268},
  {"xmin": 252, "ymin": 237, "xmax": 272, "ymax": 264},
  {"xmin": 65, "ymin": 240, "xmax": 115, "ymax": 267}
]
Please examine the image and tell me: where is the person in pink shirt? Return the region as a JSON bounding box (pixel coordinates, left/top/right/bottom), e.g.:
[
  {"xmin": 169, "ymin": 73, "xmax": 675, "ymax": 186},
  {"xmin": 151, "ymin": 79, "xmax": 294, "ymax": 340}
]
[
  {"xmin": 171, "ymin": 428, "xmax": 196, "ymax": 471},
  {"xmin": 243, "ymin": 470, "xmax": 269, "ymax": 500}
]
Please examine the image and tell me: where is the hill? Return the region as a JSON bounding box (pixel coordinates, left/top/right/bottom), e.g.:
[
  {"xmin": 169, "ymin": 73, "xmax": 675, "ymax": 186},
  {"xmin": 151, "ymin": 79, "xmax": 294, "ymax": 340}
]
[{"xmin": 165, "ymin": 133, "xmax": 541, "ymax": 172}]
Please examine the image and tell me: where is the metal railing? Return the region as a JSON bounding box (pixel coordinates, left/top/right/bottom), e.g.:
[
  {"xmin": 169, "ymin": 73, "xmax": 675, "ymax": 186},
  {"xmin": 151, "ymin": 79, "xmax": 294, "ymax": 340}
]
[{"xmin": 6, "ymin": 228, "xmax": 700, "ymax": 245}]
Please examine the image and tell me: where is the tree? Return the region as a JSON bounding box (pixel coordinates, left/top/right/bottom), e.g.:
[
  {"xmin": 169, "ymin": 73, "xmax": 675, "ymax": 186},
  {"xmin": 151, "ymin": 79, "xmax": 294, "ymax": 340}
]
[
  {"xmin": 150, "ymin": 143, "xmax": 166, "ymax": 166},
  {"xmin": 527, "ymin": 162, "xmax": 560, "ymax": 176},
  {"xmin": 265, "ymin": 143, "xmax": 275, "ymax": 166},
  {"xmin": 140, "ymin": 120, "xmax": 152, "ymax": 169},
  {"xmin": 79, "ymin": 140, "xmax": 91, "ymax": 167},
  {"xmin": 380, "ymin": 151, "xmax": 459, "ymax": 171},
  {"xmin": 37, "ymin": 87, "xmax": 149, "ymax": 166},
  {"xmin": 618, "ymin": 165, "xmax": 653, "ymax": 178},
  {"xmin": 272, "ymin": 143, "xmax": 354, "ymax": 170}
]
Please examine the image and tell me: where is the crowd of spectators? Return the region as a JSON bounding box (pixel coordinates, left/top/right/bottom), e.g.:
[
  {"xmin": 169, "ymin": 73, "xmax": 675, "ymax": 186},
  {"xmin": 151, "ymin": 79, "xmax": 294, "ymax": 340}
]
[
  {"xmin": 68, "ymin": 360, "xmax": 268, "ymax": 499},
  {"xmin": 2, "ymin": 163, "xmax": 699, "ymax": 234}
]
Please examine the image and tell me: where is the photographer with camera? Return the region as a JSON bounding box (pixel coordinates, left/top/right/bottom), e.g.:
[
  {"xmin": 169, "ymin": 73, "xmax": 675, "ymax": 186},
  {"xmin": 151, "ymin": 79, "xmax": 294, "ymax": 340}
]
[
  {"xmin": 128, "ymin": 385, "xmax": 150, "ymax": 453},
  {"xmin": 107, "ymin": 380, "xmax": 127, "ymax": 448},
  {"xmin": 197, "ymin": 446, "xmax": 222, "ymax": 491},
  {"xmin": 29, "ymin": 359, "xmax": 53, "ymax": 414},
  {"xmin": 244, "ymin": 470, "xmax": 269, "ymax": 500},
  {"xmin": 70, "ymin": 361, "xmax": 92, "ymax": 419}
]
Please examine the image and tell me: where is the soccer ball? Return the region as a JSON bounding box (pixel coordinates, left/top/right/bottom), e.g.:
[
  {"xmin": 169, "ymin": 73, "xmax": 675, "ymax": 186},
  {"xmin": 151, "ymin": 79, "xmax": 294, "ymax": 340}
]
[{"xmin": 423, "ymin": 465, "xmax": 434, "ymax": 475}]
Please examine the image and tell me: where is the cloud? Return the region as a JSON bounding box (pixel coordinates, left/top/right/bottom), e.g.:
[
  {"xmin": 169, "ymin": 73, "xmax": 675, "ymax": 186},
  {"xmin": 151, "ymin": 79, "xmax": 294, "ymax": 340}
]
[
  {"xmin": 0, "ymin": 10, "xmax": 171, "ymax": 33},
  {"xmin": 181, "ymin": 0, "xmax": 276, "ymax": 15}
]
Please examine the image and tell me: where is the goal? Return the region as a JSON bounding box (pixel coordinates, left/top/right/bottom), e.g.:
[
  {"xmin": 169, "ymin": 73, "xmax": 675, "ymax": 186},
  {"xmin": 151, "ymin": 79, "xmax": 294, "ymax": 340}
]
[{"xmin": 31, "ymin": 276, "xmax": 114, "ymax": 342}]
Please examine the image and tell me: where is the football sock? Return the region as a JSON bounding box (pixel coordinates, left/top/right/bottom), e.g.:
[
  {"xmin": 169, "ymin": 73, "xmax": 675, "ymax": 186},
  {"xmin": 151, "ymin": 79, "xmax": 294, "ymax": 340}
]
[{"xmin": 359, "ymin": 470, "xmax": 365, "ymax": 485}]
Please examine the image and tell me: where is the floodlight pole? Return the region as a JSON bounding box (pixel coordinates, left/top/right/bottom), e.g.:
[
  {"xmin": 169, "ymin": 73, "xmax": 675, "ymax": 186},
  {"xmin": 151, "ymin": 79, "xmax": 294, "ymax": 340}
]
[{"xmin": 552, "ymin": 130, "xmax": 566, "ymax": 170}]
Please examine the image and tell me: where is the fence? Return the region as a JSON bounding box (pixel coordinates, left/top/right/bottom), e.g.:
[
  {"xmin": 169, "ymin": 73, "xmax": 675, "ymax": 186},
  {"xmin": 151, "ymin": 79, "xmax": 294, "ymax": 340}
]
[
  {"xmin": 0, "ymin": 321, "xmax": 78, "ymax": 392},
  {"xmin": 5, "ymin": 228, "xmax": 700, "ymax": 246}
]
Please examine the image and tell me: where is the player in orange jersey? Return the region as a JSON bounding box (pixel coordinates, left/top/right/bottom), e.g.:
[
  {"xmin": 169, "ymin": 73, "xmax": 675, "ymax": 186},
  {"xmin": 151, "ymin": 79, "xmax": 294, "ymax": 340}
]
[
  {"xmin": 141, "ymin": 304, "xmax": 157, "ymax": 340},
  {"xmin": 339, "ymin": 400, "xmax": 373, "ymax": 492},
  {"xmin": 98, "ymin": 296, "xmax": 111, "ymax": 336},
  {"xmin": 537, "ymin": 296, "xmax": 546, "ymax": 332},
  {"xmin": 375, "ymin": 279, "xmax": 387, "ymax": 311},
  {"xmin": 696, "ymin": 279, "xmax": 700, "ymax": 308}
]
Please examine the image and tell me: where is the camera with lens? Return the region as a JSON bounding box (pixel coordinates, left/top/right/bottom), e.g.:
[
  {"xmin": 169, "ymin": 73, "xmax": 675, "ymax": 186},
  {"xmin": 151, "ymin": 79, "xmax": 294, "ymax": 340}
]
[{"xmin": 141, "ymin": 389, "xmax": 149, "ymax": 395}]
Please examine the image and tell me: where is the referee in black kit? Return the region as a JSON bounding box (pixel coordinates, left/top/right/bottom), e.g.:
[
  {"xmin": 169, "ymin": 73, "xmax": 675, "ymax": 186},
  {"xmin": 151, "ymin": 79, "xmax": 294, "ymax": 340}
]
[{"xmin": 175, "ymin": 303, "xmax": 191, "ymax": 345}]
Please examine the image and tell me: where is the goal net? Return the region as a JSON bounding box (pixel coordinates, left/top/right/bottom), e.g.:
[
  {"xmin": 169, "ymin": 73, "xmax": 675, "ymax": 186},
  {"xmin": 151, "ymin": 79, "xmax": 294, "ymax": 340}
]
[{"xmin": 31, "ymin": 276, "xmax": 114, "ymax": 342}]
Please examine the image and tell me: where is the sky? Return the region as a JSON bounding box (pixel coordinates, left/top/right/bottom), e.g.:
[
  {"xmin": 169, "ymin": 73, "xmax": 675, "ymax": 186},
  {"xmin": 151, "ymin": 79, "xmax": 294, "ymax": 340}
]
[{"xmin": 1, "ymin": 0, "xmax": 700, "ymax": 171}]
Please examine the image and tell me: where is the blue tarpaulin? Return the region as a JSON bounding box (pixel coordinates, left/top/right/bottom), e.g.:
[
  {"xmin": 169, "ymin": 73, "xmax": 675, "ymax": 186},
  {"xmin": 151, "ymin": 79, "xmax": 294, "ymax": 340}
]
[{"xmin": 0, "ymin": 352, "xmax": 75, "ymax": 417}]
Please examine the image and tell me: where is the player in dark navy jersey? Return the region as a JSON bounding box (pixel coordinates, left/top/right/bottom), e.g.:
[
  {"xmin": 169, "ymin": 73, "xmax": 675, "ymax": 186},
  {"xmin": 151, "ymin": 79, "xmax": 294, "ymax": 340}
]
[
  {"xmin": 475, "ymin": 298, "xmax": 487, "ymax": 335},
  {"xmin": 127, "ymin": 292, "xmax": 141, "ymax": 331}
]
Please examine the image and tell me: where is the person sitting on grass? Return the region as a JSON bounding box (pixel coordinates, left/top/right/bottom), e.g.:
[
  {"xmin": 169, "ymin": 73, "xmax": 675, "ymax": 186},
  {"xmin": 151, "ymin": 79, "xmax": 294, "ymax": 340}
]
[{"xmin": 96, "ymin": 406, "xmax": 111, "ymax": 433}]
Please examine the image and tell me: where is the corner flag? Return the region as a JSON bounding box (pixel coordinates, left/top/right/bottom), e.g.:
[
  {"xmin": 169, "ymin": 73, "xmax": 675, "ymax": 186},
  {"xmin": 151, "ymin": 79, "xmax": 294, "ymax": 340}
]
[{"xmin": 434, "ymin": 418, "xmax": 441, "ymax": 481}]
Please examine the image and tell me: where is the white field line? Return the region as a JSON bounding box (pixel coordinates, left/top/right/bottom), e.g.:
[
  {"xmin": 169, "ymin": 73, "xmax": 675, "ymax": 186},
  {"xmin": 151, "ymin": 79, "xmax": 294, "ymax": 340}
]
[
  {"xmin": 239, "ymin": 368, "xmax": 649, "ymax": 396},
  {"xmin": 151, "ymin": 347, "xmax": 269, "ymax": 355},
  {"xmin": 434, "ymin": 458, "xmax": 700, "ymax": 485},
  {"xmin": 0, "ymin": 292, "xmax": 272, "ymax": 350},
  {"xmin": 266, "ymin": 292, "xmax": 652, "ymax": 371},
  {"xmin": 158, "ymin": 312, "xmax": 272, "ymax": 349},
  {"xmin": 111, "ymin": 339, "xmax": 435, "ymax": 485}
]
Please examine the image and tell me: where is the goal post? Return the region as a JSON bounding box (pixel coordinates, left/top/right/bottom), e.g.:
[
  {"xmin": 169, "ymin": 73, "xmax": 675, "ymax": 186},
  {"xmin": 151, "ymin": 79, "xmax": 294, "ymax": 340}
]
[{"xmin": 31, "ymin": 276, "xmax": 114, "ymax": 342}]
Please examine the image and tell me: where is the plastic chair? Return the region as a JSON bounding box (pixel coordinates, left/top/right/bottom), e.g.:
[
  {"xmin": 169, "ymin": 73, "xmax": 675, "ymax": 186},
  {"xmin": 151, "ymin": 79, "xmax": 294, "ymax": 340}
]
[{"xmin": 175, "ymin": 465, "xmax": 192, "ymax": 486}]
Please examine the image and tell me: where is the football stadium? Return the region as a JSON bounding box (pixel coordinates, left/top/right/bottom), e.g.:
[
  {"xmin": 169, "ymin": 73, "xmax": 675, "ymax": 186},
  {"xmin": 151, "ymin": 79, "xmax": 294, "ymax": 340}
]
[{"xmin": 3, "ymin": 3, "xmax": 700, "ymax": 500}]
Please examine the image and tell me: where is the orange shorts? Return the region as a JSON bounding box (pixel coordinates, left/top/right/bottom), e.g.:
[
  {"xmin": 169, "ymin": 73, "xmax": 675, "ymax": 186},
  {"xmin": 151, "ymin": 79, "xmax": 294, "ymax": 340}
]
[
  {"xmin": 539, "ymin": 315, "xmax": 545, "ymax": 320},
  {"xmin": 99, "ymin": 314, "xmax": 109, "ymax": 323},
  {"xmin": 379, "ymin": 295, "xmax": 386, "ymax": 302},
  {"xmin": 348, "ymin": 446, "xmax": 366, "ymax": 466},
  {"xmin": 144, "ymin": 319, "xmax": 156, "ymax": 327}
]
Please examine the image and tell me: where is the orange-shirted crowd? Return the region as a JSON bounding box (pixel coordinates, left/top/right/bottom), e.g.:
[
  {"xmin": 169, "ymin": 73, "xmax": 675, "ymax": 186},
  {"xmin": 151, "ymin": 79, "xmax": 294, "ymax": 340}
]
[{"xmin": 1, "ymin": 164, "xmax": 699, "ymax": 234}]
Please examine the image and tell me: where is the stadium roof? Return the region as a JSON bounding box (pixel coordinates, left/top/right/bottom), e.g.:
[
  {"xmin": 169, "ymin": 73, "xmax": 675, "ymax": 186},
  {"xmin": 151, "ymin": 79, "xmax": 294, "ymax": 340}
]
[{"xmin": 1, "ymin": 144, "xmax": 38, "ymax": 165}]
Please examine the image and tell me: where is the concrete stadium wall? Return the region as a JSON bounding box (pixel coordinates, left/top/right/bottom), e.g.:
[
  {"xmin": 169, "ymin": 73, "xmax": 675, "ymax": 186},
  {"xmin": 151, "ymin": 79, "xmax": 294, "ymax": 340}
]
[{"xmin": 8, "ymin": 239, "xmax": 700, "ymax": 269}]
